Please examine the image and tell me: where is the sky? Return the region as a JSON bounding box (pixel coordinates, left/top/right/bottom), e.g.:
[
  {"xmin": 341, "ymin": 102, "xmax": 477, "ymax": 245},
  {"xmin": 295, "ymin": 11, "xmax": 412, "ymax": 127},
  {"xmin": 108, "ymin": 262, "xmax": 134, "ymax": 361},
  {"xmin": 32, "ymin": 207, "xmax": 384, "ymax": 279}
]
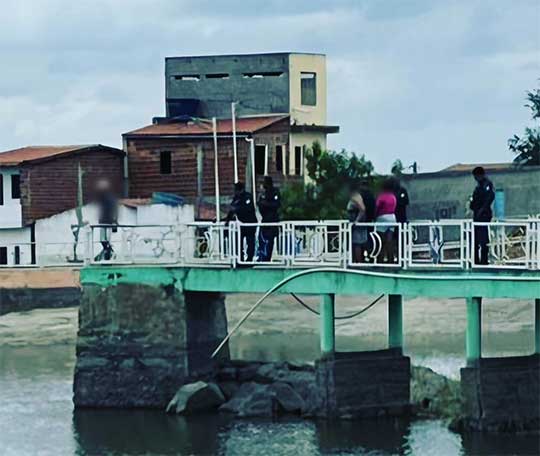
[{"xmin": 0, "ymin": 0, "xmax": 538, "ymax": 173}]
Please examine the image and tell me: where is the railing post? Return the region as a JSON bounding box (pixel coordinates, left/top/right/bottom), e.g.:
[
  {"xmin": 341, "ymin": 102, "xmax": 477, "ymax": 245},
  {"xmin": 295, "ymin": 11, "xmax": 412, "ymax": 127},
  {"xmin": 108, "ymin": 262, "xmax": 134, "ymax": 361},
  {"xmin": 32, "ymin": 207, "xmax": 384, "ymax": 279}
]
[
  {"xmin": 320, "ymin": 294, "xmax": 335, "ymax": 358},
  {"xmin": 388, "ymin": 294, "xmax": 404, "ymax": 352},
  {"xmin": 535, "ymin": 298, "xmax": 540, "ymax": 354},
  {"xmin": 466, "ymin": 297, "xmax": 482, "ymax": 365}
]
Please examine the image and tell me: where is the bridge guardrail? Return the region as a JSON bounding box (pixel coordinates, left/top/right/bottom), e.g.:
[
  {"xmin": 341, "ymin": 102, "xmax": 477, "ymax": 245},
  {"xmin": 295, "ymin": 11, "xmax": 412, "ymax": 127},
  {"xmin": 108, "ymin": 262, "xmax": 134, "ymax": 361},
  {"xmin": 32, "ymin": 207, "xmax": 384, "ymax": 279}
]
[{"xmin": 1, "ymin": 219, "xmax": 539, "ymax": 270}]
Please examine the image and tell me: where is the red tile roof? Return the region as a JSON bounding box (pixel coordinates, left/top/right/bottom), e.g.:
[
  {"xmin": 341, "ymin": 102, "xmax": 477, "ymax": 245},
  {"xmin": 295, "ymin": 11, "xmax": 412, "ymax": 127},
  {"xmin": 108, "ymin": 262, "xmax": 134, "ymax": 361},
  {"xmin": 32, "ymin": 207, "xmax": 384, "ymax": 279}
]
[
  {"xmin": 124, "ymin": 115, "xmax": 289, "ymax": 137},
  {"xmin": 0, "ymin": 145, "xmax": 123, "ymax": 166}
]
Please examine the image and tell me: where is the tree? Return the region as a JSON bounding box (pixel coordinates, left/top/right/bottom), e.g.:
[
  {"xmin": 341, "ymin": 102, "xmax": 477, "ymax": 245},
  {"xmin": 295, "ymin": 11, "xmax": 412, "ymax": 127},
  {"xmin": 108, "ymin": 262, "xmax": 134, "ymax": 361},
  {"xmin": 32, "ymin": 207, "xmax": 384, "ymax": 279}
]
[
  {"xmin": 280, "ymin": 142, "xmax": 375, "ymax": 220},
  {"xmin": 391, "ymin": 159, "xmax": 404, "ymax": 176},
  {"xmin": 508, "ymin": 87, "xmax": 540, "ymax": 166}
]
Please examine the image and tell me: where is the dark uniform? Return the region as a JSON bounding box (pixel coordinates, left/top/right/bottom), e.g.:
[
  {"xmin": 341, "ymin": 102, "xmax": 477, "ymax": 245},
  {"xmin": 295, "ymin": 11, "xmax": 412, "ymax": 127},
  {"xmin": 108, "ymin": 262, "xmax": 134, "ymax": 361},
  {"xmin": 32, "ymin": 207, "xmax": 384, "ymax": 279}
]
[
  {"xmin": 227, "ymin": 190, "xmax": 257, "ymax": 262},
  {"xmin": 257, "ymin": 186, "xmax": 281, "ymax": 261},
  {"xmin": 394, "ymin": 185, "xmax": 409, "ymax": 224},
  {"xmin": 469, "ymin": 177, "xmax": 495, "ymax": 265},
  {"xmin": 96, "ymin": 192, "xmax": 118, "ymax": 261}
]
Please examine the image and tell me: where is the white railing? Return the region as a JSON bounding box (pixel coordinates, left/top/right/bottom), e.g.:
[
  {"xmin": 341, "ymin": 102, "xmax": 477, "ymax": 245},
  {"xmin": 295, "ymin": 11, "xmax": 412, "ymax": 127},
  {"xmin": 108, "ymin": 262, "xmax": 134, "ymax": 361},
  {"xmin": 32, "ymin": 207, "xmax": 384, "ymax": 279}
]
[{"xmin": 2, "ymin": 219, "xmax": 539, "ymax": 270}]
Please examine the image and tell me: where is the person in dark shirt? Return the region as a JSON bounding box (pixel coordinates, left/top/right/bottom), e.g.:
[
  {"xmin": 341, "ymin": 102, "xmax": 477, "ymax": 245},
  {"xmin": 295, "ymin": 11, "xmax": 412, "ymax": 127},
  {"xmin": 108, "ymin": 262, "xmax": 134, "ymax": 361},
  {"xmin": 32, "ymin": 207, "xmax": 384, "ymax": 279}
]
[
  {"xmin": 257, "ymin": 176, "xmax": 281, "ymax": 261},
  {"xmin": 226, "ymin": 182, "xmax": 257, "ymax": 262},
  {"xmin": 469, "ymin": 166, "xmax": 495, "ymax": 265},
  {"xmin": 393, "ymin": 178, "xmax": 409, "ymax": 224},
  {"xmin": 95, "ymin": 179, "xmax": 118, "ymax": 261}
]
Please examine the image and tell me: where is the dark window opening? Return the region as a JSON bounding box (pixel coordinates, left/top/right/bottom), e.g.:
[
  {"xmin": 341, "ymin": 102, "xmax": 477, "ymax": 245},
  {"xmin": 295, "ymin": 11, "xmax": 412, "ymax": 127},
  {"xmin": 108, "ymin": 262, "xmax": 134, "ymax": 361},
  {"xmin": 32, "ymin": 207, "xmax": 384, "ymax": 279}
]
[
  {"xmin": 276, "ymin": 145, "xmax": 283, "ymax": 172},
  {"xmin": 14, "ymin": 246, "xmax": 20, "ymax": 265},
  {"xmin": 160, "ymin": 151, "xmax": 172, "ymax": 175},
  {"xmin": 0, "ymin": 247, "xmax": 7, "ymax": 265},
  {"xmin": 255, "ymin": 145, "xmax": 267, "ymax": 175},
  {"xmin": 301, "ymin": 72, "xmax": 317, "ymax": 106},
  {"xmin": 205, "ymin": 73, "xmax": 229, "ymax": 79},
  {"xmin": 294, "ymin": 146, "xmax": 304, "ymax": 175},
  {"xmin": 243, "ymin": 71, "xmax": 283, "ymax": 78},
  {"xmin": 172, "ymin": 74, "xmax": 200, "ymax": 81},
  {"xmin": 0, "ymin": 174, "xmax": 3, "ymax": 205},
  {"xmin": 11, "ymin": 174, "xmax": 20, "ymax": 199}
]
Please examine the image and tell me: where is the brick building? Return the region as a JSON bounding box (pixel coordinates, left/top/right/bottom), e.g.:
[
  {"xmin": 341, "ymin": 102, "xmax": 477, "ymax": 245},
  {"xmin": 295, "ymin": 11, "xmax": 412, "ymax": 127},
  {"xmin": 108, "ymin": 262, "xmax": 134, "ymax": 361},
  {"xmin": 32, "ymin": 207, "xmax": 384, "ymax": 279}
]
[
  {"xmin": 0, "ymin": 145, "xmax": 124, "ymax": 228},
  {"xmin": 124, "ymin": 114, "xmax": 303, "ymax": 206}
]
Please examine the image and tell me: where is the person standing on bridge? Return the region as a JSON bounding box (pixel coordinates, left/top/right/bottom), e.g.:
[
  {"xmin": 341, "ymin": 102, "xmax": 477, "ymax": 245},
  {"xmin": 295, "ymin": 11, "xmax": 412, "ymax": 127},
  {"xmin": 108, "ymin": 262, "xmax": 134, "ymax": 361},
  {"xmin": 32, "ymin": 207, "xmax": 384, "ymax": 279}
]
[
  {"xmin": 95, "ymin": 179, "xmax": 118, "ymax": 261},
  {"xmin": 226, "ymin": 182, "xmax": 257, "ymax": 263},
  {"xmin": 257, "ymin": 176, "xmax": 281, "ymax": 262},
  {"xmin": 375, "ymin": 179, "xmax": 398, "ymax": 263},
  {"xmin": 469, "ymin": 166, "xmax": 495, "ymax": 265}
]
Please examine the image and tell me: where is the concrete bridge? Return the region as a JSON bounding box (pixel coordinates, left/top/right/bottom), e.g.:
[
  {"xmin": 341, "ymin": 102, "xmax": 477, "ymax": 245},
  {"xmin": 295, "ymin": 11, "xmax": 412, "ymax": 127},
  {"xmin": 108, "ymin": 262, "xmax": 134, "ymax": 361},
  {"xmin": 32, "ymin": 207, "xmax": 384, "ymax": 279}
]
[{"xmin": 75, "ymin": 259, "xmax": 540, "ymax": 432}]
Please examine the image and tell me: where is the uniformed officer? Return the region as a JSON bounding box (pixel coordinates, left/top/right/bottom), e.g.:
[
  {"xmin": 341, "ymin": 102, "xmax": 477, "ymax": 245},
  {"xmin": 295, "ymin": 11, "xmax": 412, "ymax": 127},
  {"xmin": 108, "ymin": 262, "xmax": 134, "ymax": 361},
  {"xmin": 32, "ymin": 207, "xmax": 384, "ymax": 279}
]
[
  {"xmin": 257, "ymin": 176, "xmax": 281, "ymax": 261},
  {"xmin": 469, "ymin": 166, "xmax": 495, "ymax": 265},
  {"xmin": 393, "ymin": 178, "xmax": 409, "ymax": 224},
  {"xmin": 226, "ymin": 182, "xmax": 257, "ymax": 262}
]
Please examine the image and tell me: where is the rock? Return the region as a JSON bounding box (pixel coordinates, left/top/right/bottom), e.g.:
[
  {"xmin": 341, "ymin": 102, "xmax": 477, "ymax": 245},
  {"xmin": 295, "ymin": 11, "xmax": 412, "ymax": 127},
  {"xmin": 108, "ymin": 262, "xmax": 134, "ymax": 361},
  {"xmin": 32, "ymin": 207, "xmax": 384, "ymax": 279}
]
[
  {"xmin": 271, "ymin": 382, "xmax": 304, "ymax": 413},
  {"xmin": 166, "ymin": 381, "xmax": 225, "ymax": 414},
  {"xmin": 237, "ymin": 363, "xmax": 261, "ymax": 382},
  {"xmin": 254, "ymin": 363, "xmax": 289, "ymax": 383},
  {"xmin": 218, "ymin": 381, "xmax": 240, "ymax": 400},
  {"xmin": 220, "ymin": 382, "xmax": 275, "ymax": 417}
]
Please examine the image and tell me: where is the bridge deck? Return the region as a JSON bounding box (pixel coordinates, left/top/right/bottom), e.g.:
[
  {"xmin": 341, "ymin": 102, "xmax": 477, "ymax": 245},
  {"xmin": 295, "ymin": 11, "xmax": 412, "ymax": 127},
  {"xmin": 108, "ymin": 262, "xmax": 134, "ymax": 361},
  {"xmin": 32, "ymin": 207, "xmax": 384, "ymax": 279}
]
[{"xmin": 81, "ymin": 266, "xmax": 540, "ymax": 299}]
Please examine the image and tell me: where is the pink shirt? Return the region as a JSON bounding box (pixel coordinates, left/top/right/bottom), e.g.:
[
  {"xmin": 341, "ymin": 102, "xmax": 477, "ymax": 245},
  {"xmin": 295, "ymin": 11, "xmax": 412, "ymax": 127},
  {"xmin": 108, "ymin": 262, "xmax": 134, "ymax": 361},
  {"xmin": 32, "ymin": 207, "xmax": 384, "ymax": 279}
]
[{"xmin": 376, "ymin": 192, "xmax": 397, "ymax": 216}]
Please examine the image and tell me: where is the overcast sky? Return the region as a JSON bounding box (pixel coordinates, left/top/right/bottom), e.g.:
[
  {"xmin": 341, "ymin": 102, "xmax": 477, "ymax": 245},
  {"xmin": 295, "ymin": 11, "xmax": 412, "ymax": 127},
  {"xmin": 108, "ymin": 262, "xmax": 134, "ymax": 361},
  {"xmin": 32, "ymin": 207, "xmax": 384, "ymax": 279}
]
[{"xmin": 0, "ymin": 0, "xmax": 538, "ymax": 172}]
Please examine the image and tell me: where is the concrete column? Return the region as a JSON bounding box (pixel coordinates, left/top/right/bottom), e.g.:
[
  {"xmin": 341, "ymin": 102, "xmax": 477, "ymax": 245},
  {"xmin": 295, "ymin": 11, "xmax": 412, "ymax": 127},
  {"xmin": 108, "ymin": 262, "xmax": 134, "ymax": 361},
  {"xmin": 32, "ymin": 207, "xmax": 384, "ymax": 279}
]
[
  {"xmin": 320, "ymin": 294, "xmax": 335, "ymax": 357},
  {"xmin": 388, "ymin": 294, "xmax": 404, "ymax": 352},
  {"xmin": 535, "ymin": 298, "xmax": 540, "ymax": 354},
  {"xmin": 466, "ymin": 297, "xmax": 482, "ymax": 365}
]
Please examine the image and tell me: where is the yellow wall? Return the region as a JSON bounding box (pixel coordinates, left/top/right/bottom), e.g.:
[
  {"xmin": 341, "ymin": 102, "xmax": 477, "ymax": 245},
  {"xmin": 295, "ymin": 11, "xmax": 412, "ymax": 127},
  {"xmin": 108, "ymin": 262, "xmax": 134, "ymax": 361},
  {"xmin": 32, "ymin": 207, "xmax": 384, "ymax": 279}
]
[{"xmin": 288, "ymin": 54, "xmax": 327, "ymax": 126}]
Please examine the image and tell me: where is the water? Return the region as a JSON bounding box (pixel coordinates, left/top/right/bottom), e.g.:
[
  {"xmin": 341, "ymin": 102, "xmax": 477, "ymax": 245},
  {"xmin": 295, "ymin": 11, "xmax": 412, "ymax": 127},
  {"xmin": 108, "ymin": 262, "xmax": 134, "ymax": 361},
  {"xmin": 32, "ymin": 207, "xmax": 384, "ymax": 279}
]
[{"xmin": 1, "ymin": 297, "xmax": 539, "ymax": 455}]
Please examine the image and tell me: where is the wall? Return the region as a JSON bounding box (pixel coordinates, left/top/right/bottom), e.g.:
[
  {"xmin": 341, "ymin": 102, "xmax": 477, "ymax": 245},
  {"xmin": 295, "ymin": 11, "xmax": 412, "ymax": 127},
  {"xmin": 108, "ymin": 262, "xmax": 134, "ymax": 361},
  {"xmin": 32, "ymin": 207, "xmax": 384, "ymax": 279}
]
[
  {"xmin": 0, "ymin": 227, "xmax": 31, "ymax": 266},
  {"xmin": 127, "ymin": 118, "xmax": 297, "ymax": 201},
  {"xmin": 289, "ymin": 54, "xmax": 327, "ymax": 126},
  {"xmin": 0, "ymin": 168, "xmax": 22, "ymax": 228},
  {"xmin": 166, "ymin": 53, "xmax": 290, "ymax": 118},
  {"xmin": 20, "ymin": 149, "xmax": 124, "ymax": 224},
  {"xmin": 403, "ymin": 167, "xmax": 540, "ymax": 220}
]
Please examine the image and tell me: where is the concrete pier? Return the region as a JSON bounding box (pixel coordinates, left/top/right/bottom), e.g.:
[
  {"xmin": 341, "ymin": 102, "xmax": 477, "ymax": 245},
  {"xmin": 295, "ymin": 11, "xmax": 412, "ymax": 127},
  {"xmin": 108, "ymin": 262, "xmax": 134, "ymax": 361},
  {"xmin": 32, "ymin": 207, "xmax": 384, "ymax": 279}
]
[{"xmin": 73, "ymin": 282, "xmax": 228, "ymax": 408}]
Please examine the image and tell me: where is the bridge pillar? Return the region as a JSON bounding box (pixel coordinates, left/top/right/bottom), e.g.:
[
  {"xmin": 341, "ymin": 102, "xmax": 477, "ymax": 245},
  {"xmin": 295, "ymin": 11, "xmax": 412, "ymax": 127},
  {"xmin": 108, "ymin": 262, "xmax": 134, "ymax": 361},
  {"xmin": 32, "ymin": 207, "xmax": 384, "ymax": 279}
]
[
  {"xmin": 388, "ymin": 294, "xmax": 403, "ymax": 353},
  {"xmin": 466, "ymin": 297, "xmax": 482, "ymax": 365},
  {"xmin": 535, "ymin": 298, "xmax": 540, "ymax": 354},
  {"xmin": 319, "ymin": 294, "xmax": 335, "ymax": 358},
  {"xmin": 73, "ymin": 282, "xmax": 229, "ymax": 408}
]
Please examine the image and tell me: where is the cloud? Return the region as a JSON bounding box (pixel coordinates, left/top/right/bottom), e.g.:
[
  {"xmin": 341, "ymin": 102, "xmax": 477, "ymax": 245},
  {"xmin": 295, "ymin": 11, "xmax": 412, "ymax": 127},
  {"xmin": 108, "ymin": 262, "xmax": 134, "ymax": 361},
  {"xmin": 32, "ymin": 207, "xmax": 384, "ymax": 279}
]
[{"xmin": 0, "ymin": 0, "xmax": 538, "ymax": 172}]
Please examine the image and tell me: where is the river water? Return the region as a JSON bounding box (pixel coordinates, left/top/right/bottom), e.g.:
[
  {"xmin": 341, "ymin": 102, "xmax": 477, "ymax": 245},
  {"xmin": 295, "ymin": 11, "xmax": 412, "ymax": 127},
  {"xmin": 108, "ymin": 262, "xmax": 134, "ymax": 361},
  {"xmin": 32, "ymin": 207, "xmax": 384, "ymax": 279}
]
[{"xmin": 1, "ymin": 296, "xmax": 539, "ymax": 455}]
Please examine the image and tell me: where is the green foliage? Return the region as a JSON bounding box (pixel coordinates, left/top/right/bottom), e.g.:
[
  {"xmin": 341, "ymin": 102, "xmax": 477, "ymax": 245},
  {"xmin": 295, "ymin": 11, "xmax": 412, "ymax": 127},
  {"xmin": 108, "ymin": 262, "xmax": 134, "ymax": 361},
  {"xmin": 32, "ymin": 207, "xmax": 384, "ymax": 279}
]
[
  {"xmin": 509, "ymin": 87, "xmax": 540, "ymax": 166},
  {"xmin": 391, "ymin": 159, "xmax": 404, "ymax": 176},
  {"xmin": 280, "ymin": 142, "xmax": 376, "ymax": 220}
]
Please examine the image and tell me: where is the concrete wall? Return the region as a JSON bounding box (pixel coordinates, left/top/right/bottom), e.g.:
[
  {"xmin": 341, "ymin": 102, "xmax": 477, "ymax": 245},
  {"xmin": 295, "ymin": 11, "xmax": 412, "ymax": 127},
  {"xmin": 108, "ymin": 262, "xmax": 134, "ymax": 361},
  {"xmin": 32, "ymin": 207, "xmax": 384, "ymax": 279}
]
[
  {"xmin": 289, "ymin": 54, "xmax": 327, "ymax": 126},
  {"xmin": 166, "ymin": 53, "xmax": 291, "ymax": 118},
  {"xmin": 0, "ymin": 227, "xmax": 31, "ymax": 266},
  {"xmin": 403, "ymin": 167, "xmax": 540, "ymax": 220}
]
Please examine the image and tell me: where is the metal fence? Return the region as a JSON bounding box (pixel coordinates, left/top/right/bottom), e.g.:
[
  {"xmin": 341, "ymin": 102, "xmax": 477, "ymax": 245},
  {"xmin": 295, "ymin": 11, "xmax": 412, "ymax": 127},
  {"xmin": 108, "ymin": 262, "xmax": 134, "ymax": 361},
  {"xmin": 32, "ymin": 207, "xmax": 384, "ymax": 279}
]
[{"xmin": 1, "ymin": 219, "xmax": 539, "ymax": 270}]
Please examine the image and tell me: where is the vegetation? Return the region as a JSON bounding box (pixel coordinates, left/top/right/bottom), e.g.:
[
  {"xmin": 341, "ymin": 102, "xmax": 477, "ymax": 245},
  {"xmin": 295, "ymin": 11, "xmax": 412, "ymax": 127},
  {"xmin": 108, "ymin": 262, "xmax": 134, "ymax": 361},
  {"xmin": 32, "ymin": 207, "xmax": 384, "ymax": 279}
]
[
  {"xmin": 508, "ymin": 86, "xmax": 540, "ymax": 166},
  {"xmin": 280, "ymin": 142, "xmax": 377, "ymax": 220}
]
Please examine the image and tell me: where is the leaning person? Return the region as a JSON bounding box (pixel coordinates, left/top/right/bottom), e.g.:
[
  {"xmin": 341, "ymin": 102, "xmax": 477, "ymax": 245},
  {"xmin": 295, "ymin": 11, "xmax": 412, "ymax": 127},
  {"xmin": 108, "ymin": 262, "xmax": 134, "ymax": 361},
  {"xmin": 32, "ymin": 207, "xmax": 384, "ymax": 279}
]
[
  {"xmin": 347, "ymin": 182, "xmax": 368, "ymax": 263},
  {"xmin": 95, "ymin": 179, "xmax": 118, "ymax": 261}
]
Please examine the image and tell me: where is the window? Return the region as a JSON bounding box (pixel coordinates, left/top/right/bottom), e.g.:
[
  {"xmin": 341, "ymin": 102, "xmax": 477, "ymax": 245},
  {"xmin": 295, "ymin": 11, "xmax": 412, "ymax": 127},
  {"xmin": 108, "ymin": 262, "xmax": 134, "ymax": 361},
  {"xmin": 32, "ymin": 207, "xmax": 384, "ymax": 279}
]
[
  {"xmin": 172, "ymin": 74, "xmax": 200, "ymax": 81},
  {"xmin": 275, "ymin": 145, "xmax": 283, "ymax": 173},
  {"xmin": 242, "ymin": 71, "xmax": 283, "ymax": 78},
  {"xmin": 14, "ymin": 246, "xmax": 20, "ymax": 265},
  {"xmin": 301, "ymin": 72, "xmax": 317, "ymax": 106},
  {"xmin": 160, "ymin": 151, "xmax": 172, "ymax": 175},
  {"xmin": 205, "ymin": 73, "xmax": 229, "ymax": 79},
  {"xmin": 294, "ymin": 146, "xmax": 304, "ymax": 175},
  {"xmin": 0, "ymin": 174, "xmax": 3, "ymax": 205},
  {"xmin": 255, "ymin": 145, "xmax": 267, "ymax": 176},
  {"xmin": 0, "ymin": 247, "xmax": 7, "ymax": 265},
  {"xmin": 11, "ymin": 174, "xmax": 20, "ymax": 199}
]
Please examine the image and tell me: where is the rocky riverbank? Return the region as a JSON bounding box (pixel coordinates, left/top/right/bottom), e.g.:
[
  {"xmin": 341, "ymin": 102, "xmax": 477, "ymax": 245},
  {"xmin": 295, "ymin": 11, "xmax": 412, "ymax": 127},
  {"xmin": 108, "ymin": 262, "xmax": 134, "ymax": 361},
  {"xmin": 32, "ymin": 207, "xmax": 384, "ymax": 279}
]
[{"xmin": 166, "ymin": 360, "xmax": 461, "ymax": 425}]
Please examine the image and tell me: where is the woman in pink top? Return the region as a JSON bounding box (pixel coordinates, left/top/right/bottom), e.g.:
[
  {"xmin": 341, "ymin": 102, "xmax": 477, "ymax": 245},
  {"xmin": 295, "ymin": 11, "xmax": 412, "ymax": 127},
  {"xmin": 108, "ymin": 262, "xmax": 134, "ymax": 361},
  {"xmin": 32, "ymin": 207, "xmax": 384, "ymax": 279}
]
[{"xmin": 375, "ymin": 179, "xmax": 398, "ymax": 263}]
